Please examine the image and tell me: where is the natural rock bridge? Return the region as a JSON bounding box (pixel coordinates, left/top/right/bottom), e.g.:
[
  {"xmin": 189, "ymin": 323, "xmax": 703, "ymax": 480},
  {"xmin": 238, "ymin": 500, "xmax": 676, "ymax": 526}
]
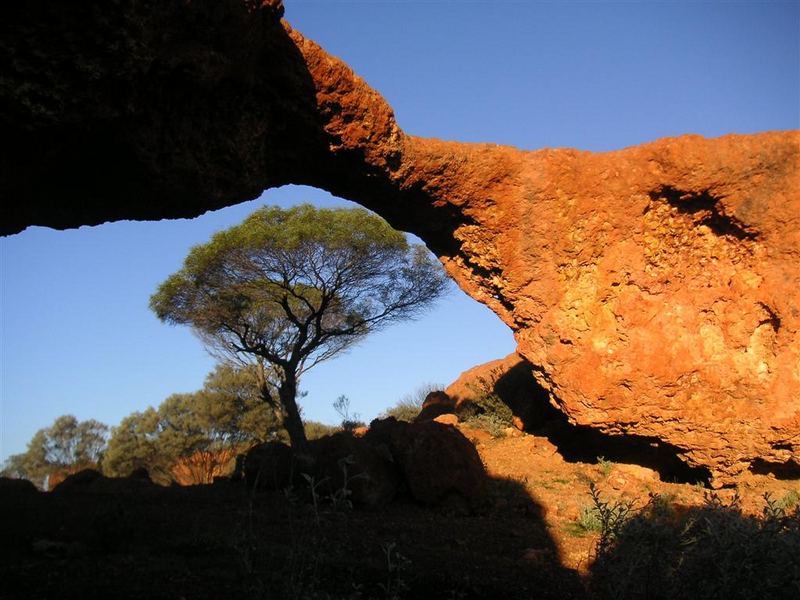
[{"xmin": 3, "ymin": 0, "xmax": 798, "ymax": 486}]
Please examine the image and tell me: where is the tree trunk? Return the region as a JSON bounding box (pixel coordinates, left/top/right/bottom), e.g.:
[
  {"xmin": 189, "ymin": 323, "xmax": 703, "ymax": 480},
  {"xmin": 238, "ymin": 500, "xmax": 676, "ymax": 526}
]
[{"xmin": 278, "ymin": 373, "xmax": 308, "ymax": 455}]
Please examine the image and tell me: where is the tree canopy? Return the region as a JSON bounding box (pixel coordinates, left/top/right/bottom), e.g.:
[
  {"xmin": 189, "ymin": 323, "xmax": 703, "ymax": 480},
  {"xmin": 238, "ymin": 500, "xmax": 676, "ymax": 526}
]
[
  {"xmin": 1, "ymin": 415, "xmax": 108, "ymax": 489},
  {"xmin": 150, "ymin": 204, "xmax": 449, "ymax": 451},
  {"xmin": 104, "ymin": 363, "xmax": 279, "ymax": 484}
]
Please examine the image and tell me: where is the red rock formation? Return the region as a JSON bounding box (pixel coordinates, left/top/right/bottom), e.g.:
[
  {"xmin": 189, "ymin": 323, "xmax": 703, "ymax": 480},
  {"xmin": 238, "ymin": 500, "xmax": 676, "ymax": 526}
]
[
  {"xmin": 2, "ymin": 1, "xmax": 798, "ymax": 485},
  {"xmin": 388, "ymin": 420, "xmax": 488, "ymax": 510},
  {"xmin": 415, "ymin": 391, "xmax": 457, "ymax": 422},
  {"xmin": 445, "ymin": 353, "xmax": 548, "ymax": 430}
]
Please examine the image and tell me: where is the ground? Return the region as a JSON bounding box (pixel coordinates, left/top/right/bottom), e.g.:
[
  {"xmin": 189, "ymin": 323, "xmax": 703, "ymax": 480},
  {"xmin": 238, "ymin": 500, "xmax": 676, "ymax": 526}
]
[{"xmin": 1, "ymin": 421, "xmax": 798, "ymax": 599}]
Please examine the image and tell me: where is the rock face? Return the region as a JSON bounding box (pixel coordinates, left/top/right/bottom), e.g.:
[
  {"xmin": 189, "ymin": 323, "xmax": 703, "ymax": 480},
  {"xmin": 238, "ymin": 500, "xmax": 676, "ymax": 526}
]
[
  {"xmin": 446, "ymin": 353, "xmax": 553, "ymax": 430},
  {"xmin": 366, "ymin": 418, "xmax": 488, "ymax": 510},
  {"xmin": 2, "ymin": 1, "xmax": 799, "ymax": 485},
  {"xmin": 415, "ymin": 391, "xmax": 457, "ymax": 422}
]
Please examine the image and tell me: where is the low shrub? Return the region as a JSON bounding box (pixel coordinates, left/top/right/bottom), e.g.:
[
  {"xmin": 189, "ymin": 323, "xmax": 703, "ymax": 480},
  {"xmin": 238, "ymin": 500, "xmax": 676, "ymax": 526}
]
[
  {"xmin": 455, "ymin": 368, "xmax": 514, "ymax": 437},
  {"xmin": 589, "ymin": 489, "xmax": 800, "ymax": 600},
  {"xmin": 304, "ymin": 421, "xmax": 341, "ymax": 440},
  {"xmin": 381, "ymin": 383, "xmax": 443, "ymax": 422}
]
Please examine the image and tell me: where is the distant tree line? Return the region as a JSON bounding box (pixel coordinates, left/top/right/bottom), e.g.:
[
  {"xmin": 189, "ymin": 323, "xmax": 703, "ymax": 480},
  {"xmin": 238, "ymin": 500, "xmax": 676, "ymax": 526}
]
[
  {"xmin": 2, "ymin": 364, "xmax": 289, "ymax": 488},
  {"xmin": 1, "ymin": 415, "xmax": 108, "ymax": 489},
  {"xmin": 1, "ymin": 370, "xmax": 438, "ymax": 490}
]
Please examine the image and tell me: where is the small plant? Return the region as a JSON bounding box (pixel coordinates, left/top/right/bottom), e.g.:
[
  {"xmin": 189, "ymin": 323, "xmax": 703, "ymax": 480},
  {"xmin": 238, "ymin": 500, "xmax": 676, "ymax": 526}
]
[
  {"xmin": 775, "ymin": 489, "xmax": 800, "ymax": 511},
  {"xmin": 381, "ymin": 382, "xmax": 443, "ymax": 422},
  {"xmin": 334, "ymin": 395, "xmax": 366, "ymax": 432},
  {"xmin": 301, "ymin": 472, "xmax": 329, "ymax": 525},
  {"xmin": 327, "ymin": 454, "xmax": 367, "ymax": 512},
  {"xmin": 596, "ymin": 456, "xmax": 614, "ymax": 478},
  {"xmin": 565, "ymin": 505, "xmax": 604, "ymax": 537},
  {"xmin": 379, "ymin": 541, "xmax": 411, "ymax": 600},
  {"xmin": 589, "ymin": 483, "xmax": 637, "ymax": 554},
  {"xmin": 457, "ymin": 368, "xmax": 514, "ymax": 437}
]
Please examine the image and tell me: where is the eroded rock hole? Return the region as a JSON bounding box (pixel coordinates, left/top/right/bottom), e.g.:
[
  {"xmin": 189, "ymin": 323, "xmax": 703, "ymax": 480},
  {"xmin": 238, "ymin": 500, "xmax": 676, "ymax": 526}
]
[
  {"xmin": 648, "ymin": 185, "xmax": 758, "ymax": 241},
  {"xmin": 749, "ymin": 458, "xmax": 800, "ymax": 480},
  {"xmin": 492, "ymin": 360, "xmax": 712, "ymax": 485}
]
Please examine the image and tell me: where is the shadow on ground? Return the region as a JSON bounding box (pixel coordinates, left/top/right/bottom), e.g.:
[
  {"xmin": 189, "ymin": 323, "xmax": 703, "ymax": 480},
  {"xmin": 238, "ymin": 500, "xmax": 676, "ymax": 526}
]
[
  {"xmin": 491, "ymin": 360, "xmax": 712, "ymax": 485},
  {"xmin": 0, "ymin": 444, "xmax": 585, "ymax": 600}
]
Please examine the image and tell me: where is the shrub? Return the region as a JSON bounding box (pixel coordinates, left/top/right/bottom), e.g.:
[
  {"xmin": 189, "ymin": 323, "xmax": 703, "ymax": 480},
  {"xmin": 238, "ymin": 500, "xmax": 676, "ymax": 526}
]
[
  {"xmin": 381, "ymin": 383, "xmax": 443, "ymax": 422},
  {"xmin": 304, "ymin": 421, "xmax": 341, "ymax": 440},
  {"xmin": 333, "ymin": 395, "xmax": 366, "ymax": 433},
  {"xmin": 565, "ymin": 505, "xmax": 604, "ymax": 537},
  {"xmin": 456, "ymin": 369, "xmax": 514, "ymax": 436},
  {"xmin": 596, "ymin": 456, "xmax": 614, "ymax": 478},
  {"xmin": 777, "ymin": 488, "xmax": 800, "ymax": 511},
  {"xmin": 590, "ymin": 489, "xmax": 800, "ymax": 600}
]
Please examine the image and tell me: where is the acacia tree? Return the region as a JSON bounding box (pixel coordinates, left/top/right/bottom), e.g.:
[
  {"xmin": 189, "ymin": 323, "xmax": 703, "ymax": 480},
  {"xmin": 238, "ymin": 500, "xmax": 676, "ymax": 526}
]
[{"xmin": 150, "ymin": 204, "xmax": 448, "ymax": 453}]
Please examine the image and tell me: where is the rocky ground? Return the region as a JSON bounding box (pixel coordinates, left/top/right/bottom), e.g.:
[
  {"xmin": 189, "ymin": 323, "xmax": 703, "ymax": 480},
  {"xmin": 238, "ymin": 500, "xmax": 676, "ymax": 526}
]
[{"xmin": 1, "ymin": 420, "xmax": 798, "ymax": 600}]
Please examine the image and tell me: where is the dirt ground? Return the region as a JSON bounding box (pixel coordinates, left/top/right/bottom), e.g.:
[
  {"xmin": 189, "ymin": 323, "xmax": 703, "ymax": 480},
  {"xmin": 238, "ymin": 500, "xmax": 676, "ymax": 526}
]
[{"xmin": 2, "ymin": 422, "xmax": 798, "ymax": 599}]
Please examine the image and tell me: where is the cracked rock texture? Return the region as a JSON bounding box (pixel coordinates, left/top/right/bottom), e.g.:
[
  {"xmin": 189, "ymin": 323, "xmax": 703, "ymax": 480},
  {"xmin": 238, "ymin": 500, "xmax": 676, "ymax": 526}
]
[{"xmin": 2, "ymin": 0, "xmax": 798, "ymax": 485}]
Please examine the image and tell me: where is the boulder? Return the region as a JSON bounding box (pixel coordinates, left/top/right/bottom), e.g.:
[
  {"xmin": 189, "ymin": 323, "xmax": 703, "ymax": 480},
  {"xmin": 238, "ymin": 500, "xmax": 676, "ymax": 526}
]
[
  {"xmin": 244, "ymin": 441, "xmax": 293, "ymax": 491},
  {"xmin": 0, "ymin": 477, "xmax": 39, "ymax": 496},
  {"xmin": 446, "ymin": 353, "xmax": 557, "ymax": 430},
  {"xmin": 307, "ymin": 433, "xmax": 400, "ymax": 509},
  {"xmin": 433, "ymin": 413, "xmax": 460, "ymax": 426},
  {"xmin": 415, "ymin": 391, "xmax": 456, "ymax": 422},
  {"xmin": 51, "ymin": 468, "xmax": 104, "ymax": 492},
  {"xmin": 390, "ymin": 421, "xmax": 488, "ymax": 510}
]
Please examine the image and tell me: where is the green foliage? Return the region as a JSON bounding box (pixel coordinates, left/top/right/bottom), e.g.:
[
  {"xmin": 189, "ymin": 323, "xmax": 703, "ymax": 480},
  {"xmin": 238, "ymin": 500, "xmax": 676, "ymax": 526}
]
[
  {"xmin": 1, "ymin": 415, "xmax": 108, "ymax": 489},
  {"xmin": 590, "ymin": 490, "xmax": 800, "ymax": 600},
  {"xmin": 380, "ymin": 399, "xmax": 422, "ymax": 424},
  {"xmin": 565, "ymin": 505, "xmax": 605, "ymax": 537},
  {"xmin": 776, "ymin": 488, "xmax": 800, "ymax": 511},
  {"xmin": 596, "ymin": 456, "xmax": 614, "ymax": 478},
  {"xmin": 105, "ymin": 363, "xmax": 281, "ymax": 484},
  {"xmin": 0, "ymin": 453, "xmax": 30, "ymax": 480},
  {"xmin": 304, "ymin": 420, "xmax": 342, "ymax": 440},
  {"xmin": 150, "ymin": 204, "xmax": 449, "ymax": 450},
  {"xmin": 457, "ymin": 369, "xmax": 514, "ymax": 437},
  {"xmin": 158, "ymin": 364, "xmax": 281, "ymax": 457},
  {"xmin": 103, "ymin": 407, "xmax": 171, "ymax": 483},
  {"xmin": 380, "ymin": 382, "xmax": 442, "ymax": 422}
]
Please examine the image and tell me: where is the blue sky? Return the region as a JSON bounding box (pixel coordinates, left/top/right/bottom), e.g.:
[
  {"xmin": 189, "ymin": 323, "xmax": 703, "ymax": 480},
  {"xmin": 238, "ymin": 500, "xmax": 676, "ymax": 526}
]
[{"xmin": 1, "ymin": 1, "xmax": 798, "ymax": 462}]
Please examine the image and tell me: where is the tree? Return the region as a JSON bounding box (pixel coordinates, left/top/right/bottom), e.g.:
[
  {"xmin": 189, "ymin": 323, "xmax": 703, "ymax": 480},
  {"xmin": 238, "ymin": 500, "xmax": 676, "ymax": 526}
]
[
  {"xmin": 150, "ymin": 204, "xmax": 449, "ymax": 452},
  {"xmin": 1, "ymin": 415, "xmax": 109, "ymax": 489},
  {"xmin": 158, "ymin": 364, "xmax": 280, "ymax": 484},
  {"xmin": 105, "ymin": 364, "xmax": 280, "ymax": 485},
  {"xmin": 103, "ymin": 407, "xmax": 171, "ymax": 483}
]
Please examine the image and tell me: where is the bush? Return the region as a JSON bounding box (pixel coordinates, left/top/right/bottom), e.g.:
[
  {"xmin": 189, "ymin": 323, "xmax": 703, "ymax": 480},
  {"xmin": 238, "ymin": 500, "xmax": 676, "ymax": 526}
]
[
  {"xmin": 381, "ymin": 383, "xmax": 443, "ymax": 422},
  {"xmin": 332, "ymin": 395, "xmax": 366, "ymax": 433},
  {"xmin": 456, "ymin": 370, "xmax": 514, "ymax": 436},
  {"xmin": 590, "ymin": 489, "xmax": 800, "ymax": 600},
  {"xmin": 304, "ymin": 421, "xmax": 341, "ymax": 440}
]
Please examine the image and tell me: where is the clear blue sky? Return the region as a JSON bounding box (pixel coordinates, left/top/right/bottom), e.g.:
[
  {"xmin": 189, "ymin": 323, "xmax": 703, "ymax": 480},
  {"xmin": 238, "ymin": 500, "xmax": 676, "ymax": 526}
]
[{"xmin": 1, "ymin": 1, "xmax": 798, "ymax": 462}]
